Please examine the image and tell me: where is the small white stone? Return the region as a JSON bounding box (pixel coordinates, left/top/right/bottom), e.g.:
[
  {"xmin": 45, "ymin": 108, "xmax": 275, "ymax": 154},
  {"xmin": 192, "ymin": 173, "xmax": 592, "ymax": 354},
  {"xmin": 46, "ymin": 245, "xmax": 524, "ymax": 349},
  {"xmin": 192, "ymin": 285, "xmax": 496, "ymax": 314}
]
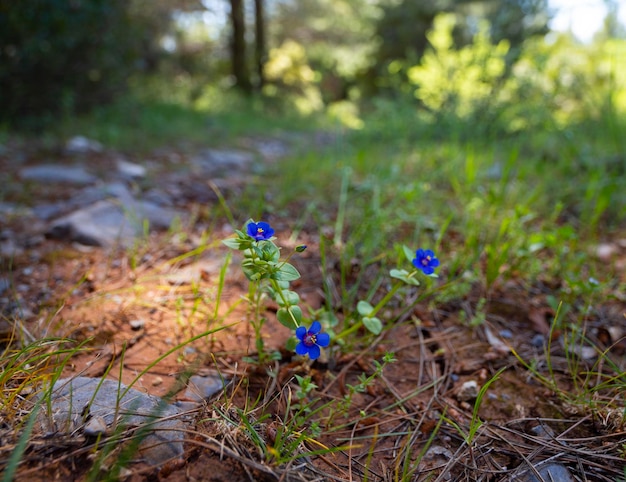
[
  {"xmin": 129, "ymin": 319, "xmax": 145, "ymax": 330},
  {"xmin": 456, "ymin": 380, "xmax": 480, "ymax": 402}
]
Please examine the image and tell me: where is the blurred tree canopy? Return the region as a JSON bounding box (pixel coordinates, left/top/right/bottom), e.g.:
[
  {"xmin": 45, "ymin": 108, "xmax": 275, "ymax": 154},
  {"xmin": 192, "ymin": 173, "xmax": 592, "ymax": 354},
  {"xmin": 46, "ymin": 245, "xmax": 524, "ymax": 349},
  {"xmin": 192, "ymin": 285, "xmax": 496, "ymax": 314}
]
[
  {"xmin": 1, "ymin": 1, "xmax": 138, "ymax": 128},
  {"xmin": 1, "ymin": 0, "xmax": 624, "ymax": 130},
  {"xmin": 0, "ymin": 0, "xmax": 204, "ymax": 128}
]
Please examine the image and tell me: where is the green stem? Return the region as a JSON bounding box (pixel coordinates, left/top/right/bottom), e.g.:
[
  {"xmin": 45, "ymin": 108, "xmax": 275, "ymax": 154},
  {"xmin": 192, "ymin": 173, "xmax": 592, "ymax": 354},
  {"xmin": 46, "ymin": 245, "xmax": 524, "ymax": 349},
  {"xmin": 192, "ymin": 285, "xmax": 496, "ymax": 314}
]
[
  {"xmin": 269, "ymin": 278, "xmax": 300, "ymax": 329},
  {"xmin": 335, "ymin": 282, "xmax": 404, "ymax": 340}
]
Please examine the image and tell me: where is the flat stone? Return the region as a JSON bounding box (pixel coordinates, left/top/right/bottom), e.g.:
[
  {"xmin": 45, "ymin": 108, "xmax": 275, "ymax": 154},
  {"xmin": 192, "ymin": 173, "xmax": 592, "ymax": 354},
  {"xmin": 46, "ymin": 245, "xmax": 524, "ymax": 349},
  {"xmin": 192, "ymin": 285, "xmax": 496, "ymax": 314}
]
[
  {"xmin": 66, "ymin": 136, "xmax": 103, "ymax": 154},
  {"xmin": 509, "ymin": 462, "xmax": 576, "ymax": 481},
  {"xmin": 19, "ymin": 164, "xmax": 97, "ymax": 185},
  {"xmin": 116, "ymin": 159, "xmax": 147, "ymax": 179},
  {"xmin": 42, "ymin": 376, "xmax": 187, "ymax": 466},
  {"xmin": 47, "ymin": 198, "xmax": 184, "ymax": 247},
  {"xmin": 84, "ymin": 415, "xmax": 107, "ymax": 437},
  {"xmin": 248, "ymin": 138, "xmax": 290, "ymax": 160},
  {"xmin": 33, "ymin": 185, "xmax": 111, "ymax": 220},
  {"xmin": 191, "ymin": 148, "xmax": 255, "ymax": 175},
  {"xmin": 183, "ymin": 374, "xmax": 227, "ymax": 402}
]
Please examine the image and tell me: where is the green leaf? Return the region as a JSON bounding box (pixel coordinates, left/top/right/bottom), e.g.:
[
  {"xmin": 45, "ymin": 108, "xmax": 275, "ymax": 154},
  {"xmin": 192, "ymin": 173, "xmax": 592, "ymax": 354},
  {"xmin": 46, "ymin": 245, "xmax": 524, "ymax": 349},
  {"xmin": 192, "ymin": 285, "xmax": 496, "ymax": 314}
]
[
  {"xmin": 289, "ymin": 305, "xmax": 303, "ymax": 324},
  {"xmin": 285, "ymin": 337, "xmax": 298, "ymax": 351},
  {"xmin": 260, "ymin": 242, "xmax": 280, "ymax": 262},
  {"xmin": 269, "ymin": 351, "xmax": 282, "ymax": 361},
  {"xmin": 276, "ymin": 289, "xmax": 300, "ymax": 306},
  {"xmin": 390, "ymin": 269, "xmax": 421, "ymax": 286},
  {"xmin": 242, "ymin": 265, "xmax": 262, "ymax": 281},
  {"xmin": 222, "ymin": 238, "xmax": 242, "ymax": 249},
  {"xmin": 403, "ymin": 245, "xmax": 416, "ymax": 264},
  {"xmin": 277, "ymin": 306, "xmax": 302, "ymax": 328},
  {"xmin": 363, "ymin": 316, "xmax": 382, "ymax": 335},
  {"xmin": 390, "ymin": 268, "xmax": 408, "ymax": 279},
  {"xmin": 357, "ymin": 300, "xmax": 374, "ymax": 316},
  {"xmin": 273, "ymin": 262, "xmax": 301, "ymax": 281}
]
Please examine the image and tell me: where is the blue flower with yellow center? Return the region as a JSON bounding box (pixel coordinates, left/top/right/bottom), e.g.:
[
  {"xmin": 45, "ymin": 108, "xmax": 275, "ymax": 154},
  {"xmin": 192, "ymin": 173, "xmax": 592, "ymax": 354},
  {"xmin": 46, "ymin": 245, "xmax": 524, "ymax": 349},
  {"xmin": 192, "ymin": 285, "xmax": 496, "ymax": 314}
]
[
  {"xmin": 246, "ymin": 221, "xmax": 275, "ymax": 241},
  {"xmin": 295, "ymin": 321, "xmax": 330, "ymax": 360},
  {"xmin": 412, "ymin": 249, "xmax": 440, "ymax": 275}
]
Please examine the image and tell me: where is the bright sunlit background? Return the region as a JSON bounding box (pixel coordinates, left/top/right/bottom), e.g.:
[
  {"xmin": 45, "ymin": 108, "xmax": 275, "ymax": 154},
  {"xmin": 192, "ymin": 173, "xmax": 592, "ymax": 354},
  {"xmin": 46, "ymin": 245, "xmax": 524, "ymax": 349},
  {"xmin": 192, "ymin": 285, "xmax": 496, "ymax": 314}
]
[{"xmin": 549, "ymin": 0, "xmax": 626, "ymax": 41}]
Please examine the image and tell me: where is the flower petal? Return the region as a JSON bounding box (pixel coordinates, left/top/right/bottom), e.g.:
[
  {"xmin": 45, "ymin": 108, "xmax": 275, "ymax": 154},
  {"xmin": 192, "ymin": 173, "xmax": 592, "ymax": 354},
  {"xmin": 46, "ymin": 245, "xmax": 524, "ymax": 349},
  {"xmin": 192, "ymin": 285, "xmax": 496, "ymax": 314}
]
[
  {"xmin": 246, "ymin": 222, "xmax": 258, "ymax": 237},
  {"xmin": 295, "ymin": 326, "xmax": 307, "ymax": 340},
  {"xmin": 308, "ymin": 344, "xmax": 321, "ymax": 360},
  {"xmin": 422, "ymin": 266, "xmax": 434, "ymax": 275},
  {"xmin": 257, "ymin": 222, "xmax": 274, "ymax": 238},
  {"xmin": 309, "ymin": 321, "xmax": 322, "ymax": 334},
  {"xmin": 295, "ymin": 342, "xmax": 309, "ymax": 356},
  {"xmin": 430, "ymin": 258, "xmax": 440, "ymax": 267},
  {"xmin": 316, "ymin": 332, "xmax": 330, "ymax": 347}
]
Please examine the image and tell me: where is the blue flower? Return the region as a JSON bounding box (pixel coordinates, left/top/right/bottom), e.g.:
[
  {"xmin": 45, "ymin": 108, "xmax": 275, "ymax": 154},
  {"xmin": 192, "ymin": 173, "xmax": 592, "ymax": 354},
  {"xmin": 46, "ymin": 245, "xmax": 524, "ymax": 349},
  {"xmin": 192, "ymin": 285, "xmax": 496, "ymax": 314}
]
[
  {"xmin": 412, "ymin": 249, "xmax": 440, "ymax": 275},
  {"xmin": 246, "ymin": 221, "xmax": 275, "ymax": 241},
  {"xmin": 295, "ymin": 321, "xmax": 330, "ymax": 360}
]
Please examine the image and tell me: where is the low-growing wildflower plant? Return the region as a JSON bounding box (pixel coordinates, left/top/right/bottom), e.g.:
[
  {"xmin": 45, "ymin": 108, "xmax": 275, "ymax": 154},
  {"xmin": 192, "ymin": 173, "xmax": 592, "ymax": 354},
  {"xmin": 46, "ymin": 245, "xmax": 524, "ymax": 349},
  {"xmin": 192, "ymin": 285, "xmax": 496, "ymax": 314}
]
[
  {"xmin": 223, "ymin": 219, "xmax": 329, "ymax": 362},
  {"xmin": 224, "ymin": 220, "xmax": 439, "ymax": 361},
  {"xmin": 295, "ymin": 321, "xmax": 331, "ymax": 360},
  {"xmin": 344, "ymin": 245, "xmax": 441, "ymax": 339}
]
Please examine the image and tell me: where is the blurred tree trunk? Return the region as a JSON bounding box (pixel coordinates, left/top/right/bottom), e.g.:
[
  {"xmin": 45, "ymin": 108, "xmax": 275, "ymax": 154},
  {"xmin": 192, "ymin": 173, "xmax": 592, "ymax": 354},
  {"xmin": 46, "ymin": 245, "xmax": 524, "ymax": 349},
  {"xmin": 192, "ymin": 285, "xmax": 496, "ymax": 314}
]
[
  {"xmin": 254, "ymin": 0, "xmax": 266, "ymax": 89},
  {"xmin": 229, "ymin": 0, "xmax": 251, "ymax": 92}
]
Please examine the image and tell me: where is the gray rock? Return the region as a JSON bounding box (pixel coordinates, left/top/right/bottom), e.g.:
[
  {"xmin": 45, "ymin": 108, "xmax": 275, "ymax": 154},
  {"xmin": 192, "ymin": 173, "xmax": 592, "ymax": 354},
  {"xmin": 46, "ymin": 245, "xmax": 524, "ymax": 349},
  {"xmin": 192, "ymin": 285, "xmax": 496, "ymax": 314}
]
[
  {"xmin": 33, "ymin": 185, "xmax": 112, "ymax": 220},
  {"xmin": 66, "ymin": 136, "xmax": 103, "ymax": 154},
  {"xmin": 19, "ymin": 164, "xmax": 97, "ymax": 185},
  {"xmin": 33, "ymin": 182, "xmax": 155, "ymax": 220},
  {"xmin": 456, "ymin": 380, "xmax": 480, "ymax": 402},
  {"xmin": 191, "ymin": 148, "xmax": 255, "ymax": 175},
  {"xmin": 250, "ymin": 138, "xmax": 290, "ymax": 160},
  {"xmin": 509, "ymin": 461, "xmax": 576, "ymax": 481},
  {"xmin": 531, "ymin": 334, "xmax": 545, "ymax": 348},
  {"xmin": 116, "ymin": 159, "xmax": 147, "ymax": 180},
  {"xmin": 0, "ymin": 202, "xmax": 28, "ymax": 217},
  {"xmin": 0, "ymin": 277, "xmax": 9, "ymax": 295},
  {"xmin": 0, "ymin": 237, "xmax": 23, "ymax": 258},
  {"xmin": 184, "ymin": 374, "xmax": 227, "ymax": 402},
  {"xmin": 84, "ymin": 415, "xmax": 107, "ymax": 437},
  {"xmin": 143, "ymin": 188, "xmax": 174, "ymax": 207},
  {"xmin": 417, "ymin": 445, "xmax": 453, "ymax": 481},
  {"xmin": 42, "ymin": 376, "xmax": 186, "ymax": 466},
  {"xmin": 47, "ymin": 198, "xmax": 184, "ymax": 247}
]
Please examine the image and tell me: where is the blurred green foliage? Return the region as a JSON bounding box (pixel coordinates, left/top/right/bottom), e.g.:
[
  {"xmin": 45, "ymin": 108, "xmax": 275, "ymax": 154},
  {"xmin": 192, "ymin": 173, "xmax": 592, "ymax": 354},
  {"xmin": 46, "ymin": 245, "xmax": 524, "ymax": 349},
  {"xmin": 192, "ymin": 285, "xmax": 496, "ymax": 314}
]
[
  {"xmin": 0, "ymin": 0, "xmax": 624, "ymax": 134},
  {"xmin": 407, "ymin": 14, "xmax": 510, "ymax": 124},
  {"xmin": 0, "ymin": 0, "xmax": 162, "ymax": 129}
]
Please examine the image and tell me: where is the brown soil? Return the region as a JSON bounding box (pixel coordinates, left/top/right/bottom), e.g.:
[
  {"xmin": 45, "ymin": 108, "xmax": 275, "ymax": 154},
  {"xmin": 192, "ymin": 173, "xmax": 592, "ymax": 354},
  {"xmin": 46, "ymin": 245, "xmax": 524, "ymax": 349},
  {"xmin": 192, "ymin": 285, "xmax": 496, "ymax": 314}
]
[{"xmin": 2, "ymin": 141, "xmax": 626, "ymax": 481}]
